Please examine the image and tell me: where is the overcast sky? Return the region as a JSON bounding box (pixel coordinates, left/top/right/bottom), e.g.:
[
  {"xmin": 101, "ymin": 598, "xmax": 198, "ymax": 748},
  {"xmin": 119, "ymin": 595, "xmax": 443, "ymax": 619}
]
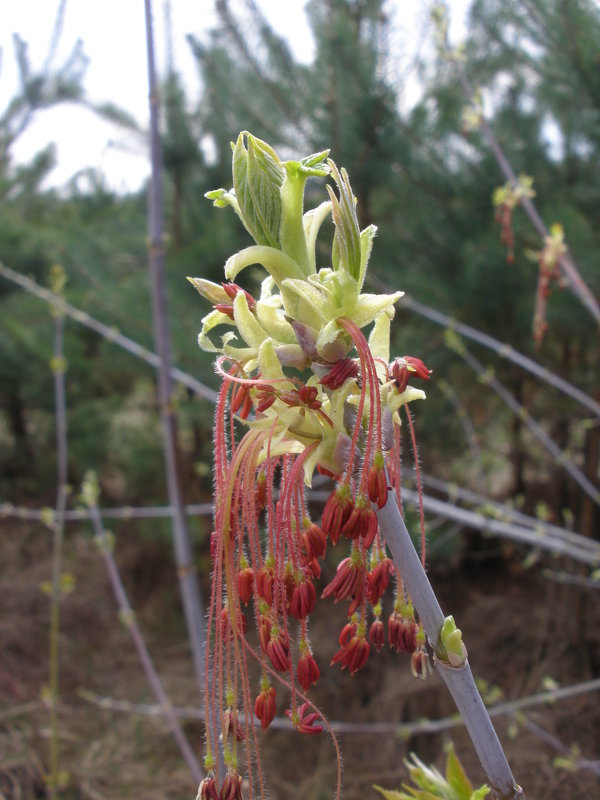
[{"xmin": 1, "ymin": 1, "xmax": 469, "ymax": 193}]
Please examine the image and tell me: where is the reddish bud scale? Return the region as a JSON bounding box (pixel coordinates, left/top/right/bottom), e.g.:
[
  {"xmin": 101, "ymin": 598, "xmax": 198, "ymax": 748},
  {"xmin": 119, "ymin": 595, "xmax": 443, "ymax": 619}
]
[
  {"xmin": 254, "ymin": 686, "xmax": 277, "ymax": 730},
  {"xmin": 290, "ymin": 578, "xmax": 317, "ymax": 620},
  {"xmin": 237, "ymin": 567, "xmax": 254, "ymax": 605},
  {"xmin": 297, "ymin": 651, "xmax": 320, "ymax": 691},
  {"xmin": 285, "ymin": 702, "xmax": 323, "ymax": 735},
  {"xmin": 320, "ymin": 357, "xmax": 359, "ymax": 390},
  {"xmin": 303, "ymin": 522, "xmax": 327, "ymax": 560},
  {"xmin": 331, "ymin": 634, "xmax": 370, "ymax": 675},
  {"xmin": 321, "ymin": 488, "xmax": 354, "ymax": 545},
  {"xmin": 267, "ymin": 629, "xmax": 291, "ymax": 672},
  {"xmin": 369, "ymin": 619, "xmax": 385, "ymax": 651},
  {"xmin": 220, "ymin": 770, "xmax": 243, "ymax": 800}
]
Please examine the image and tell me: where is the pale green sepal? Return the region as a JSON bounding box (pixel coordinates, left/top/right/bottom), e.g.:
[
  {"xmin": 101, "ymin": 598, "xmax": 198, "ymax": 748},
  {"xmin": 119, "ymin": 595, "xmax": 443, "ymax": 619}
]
[
  {"xmin": 233, "ymin": 292, "xmax": 269, "ymax": 349},
  {"xmin": 257, "ymin": 338, "xmax": 287, "ymax": 384},
  {"xmin": 187, "ymin": 277, "xmax": 229, "ymax": 304},
  {"xmin": 369, "ymin": 313, "xmax": 391, "ymax": 365},
  {"xmin": 352, "ymin": 291, "xmax": 404, "ymax": 329},
  {"xmin": 204, "ymin": 188, "xmax": 251, "ymax": 238},
  {"xmin": 282, "ymin": 278, "xmax": 327, "ymax": 315},
  {"xmin": 358, "ymin": 224, "xmax": 377, "ymax": 291},
  {"xmin": 256, "ymin": 298, "xmax": 297, "ymax": 344},
  {"xmin": 225, "ymin": 246, "xmax": 305, "ymax": 287},
  {"xmin": 197, "ymin": 308, "xmax": 233, "ymax": 353},
  {"xmin": 304, "ymin": 200, "xmax": 332, "ymax": 272}
]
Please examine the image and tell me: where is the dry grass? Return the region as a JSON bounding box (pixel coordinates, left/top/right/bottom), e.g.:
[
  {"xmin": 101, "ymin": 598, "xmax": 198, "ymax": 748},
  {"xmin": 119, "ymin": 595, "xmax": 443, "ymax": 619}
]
[{"xmin": 1, "ymin": 521, "xmax": 599, "ymax": 799}]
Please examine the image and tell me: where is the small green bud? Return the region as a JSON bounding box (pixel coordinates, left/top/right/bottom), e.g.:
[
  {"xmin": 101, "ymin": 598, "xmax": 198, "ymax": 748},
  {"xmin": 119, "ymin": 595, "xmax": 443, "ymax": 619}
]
[{"xmin": 438, "ymin": 615, "xmax": 468, "ymax": 667}]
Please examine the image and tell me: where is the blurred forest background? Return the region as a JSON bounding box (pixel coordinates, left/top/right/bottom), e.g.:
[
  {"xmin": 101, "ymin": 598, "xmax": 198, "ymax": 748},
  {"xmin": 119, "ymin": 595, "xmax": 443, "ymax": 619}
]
[{"xmin": 1, "ymin": 1, "xmax": 599, "ymax": 799}]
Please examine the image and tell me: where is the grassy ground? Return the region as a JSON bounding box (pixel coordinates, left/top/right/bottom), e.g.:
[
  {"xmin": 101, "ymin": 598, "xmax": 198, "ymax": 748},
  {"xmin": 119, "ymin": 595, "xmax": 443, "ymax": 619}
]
[{"xmin": 1, "ymin": 520, "xmax": 599, "ymax": 799}]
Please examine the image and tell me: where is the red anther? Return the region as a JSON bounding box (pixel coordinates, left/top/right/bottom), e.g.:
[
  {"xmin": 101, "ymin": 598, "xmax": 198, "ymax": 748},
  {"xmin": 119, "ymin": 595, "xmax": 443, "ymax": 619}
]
[
  {"xmin": 223, "ymin": 707, "xmax": 245, "ymax": 742},
  {"xmin": 321, "ymin": 556, "xmax": 365, "ymax": 604},
  {"xmin": 404, "ymin": 356, "xmax": 432, "ymax": 381},
  {"xmin": 285, "ymin": 702, "xmax": 323, "ymax": 735},
  {"xmin": 254, "ymin": 685, "xmax": 277, "ymax": 730},
  {"xmin": 221, "ymin": 607, "xmax": 247, "ymax": 641},
  {"xmin": 391, "ymin": 356, "xmax": 432, "ymax": 391},
  {"xmin": 220, "ymin": 769, "xmax": 243, "ymax": 800},
  {"xmin": 279, "ymin": 389, "xmax": 301, "ymax": 407},
  {"xmin": 367, "ymin": 454, "xmax": 388, "ymax": 509},
  {"xmin": 330, "ymin": 633, "xmax": 370, "ymax": 675},
  {"xmin": 258, "ymin": 614, "xmax": 271, "ymax": 654},
  {"xmin": 320, "ymin": 357, "xmax": 359, "ymax": 390},
  {"xmin": 366, "ymin": 558, "xmax": 394, "ymax": 605},
  {"xmin": 321, "ymin": 485, "xmax": 353, "ymax": 545},
  {"xmin": 341, "ymin": 495, "xmax": 377, "ymax": 544},
  {"xmin": 297, "ymin": 651, "xmax": 320, "ymax": 691},
  {"xmin": 388, "ymin": 611, "xmax": 417, "ymax": 653},
  {"xmin": 230, "ymin": 383, "xmax": 248, "ymax": 414},
  {"xmin": 237, "ymin": 566, "xmax": 254, "ymax": 605},
  {"xmin": 239, "ymin": 391, "xmax": 253, "ymax": 419},
  {"xmin": 302, "ymin": 521, "xmax": 327, "ymax": 560},
  {"xmin": 338, "ymin": 620, "xmax": 357, "ymax": 647},
  {"xmin": 255, "ymin": 383, "xmax": 277, "ymax": 413},
  {"xmin": 411, "ymin": 647, "xmax": 432, "ymax": 680},
  {"xmin": 317, "ymin": 464, "xmax": 341, "ymax": 480},
  {"xmin": 256, "ymin": 565, "xmax": 274, "ymax": 606},
  {"xmin": 305, "ymin": 557, "xmax": 321, "ymax": 580},
  {"xmin": 222, "ymin": 281, "xmax": 256, "ymax": 311},
  {"xmin": 214, "ymin": 303, "xmax": 235, "ymax": 320},
  {"xmin": 266, "ymin": 628, "xmax": 291, "ymax": 672},
  {"xmin": 290, "ymin": 577, "xmax": 317, "ymax": 620},
  {"xmin": 297, "ymin": 385, "xmax": 322, "ymax": 410},
  {"xmin": 369, "ymin": 619, "xmax": 385, "ymax": 651},
  {"xmin": 199, "ymin": 776, "xmax": 219, "ymax": 800}
]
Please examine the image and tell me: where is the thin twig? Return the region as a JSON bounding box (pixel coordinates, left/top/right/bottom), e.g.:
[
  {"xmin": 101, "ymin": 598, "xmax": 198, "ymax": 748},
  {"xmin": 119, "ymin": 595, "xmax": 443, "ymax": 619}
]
[
  {"xmin": 143, "ymin": 0, "xmax": 207, "ymax": 698},
  {"xmin": 81, "ymin": 478, "xmax": 202, "ymax": 783},
  {"xmin": 0, "ymin": 262, "xmax": 217, "ymax": 403},
  {"xmin": 47, "ymin": 287, "xmax": 69, "ymax": 798},
  {"xmin": 77, "ymin": 677, "xmax": 600, "ymax": 737}
]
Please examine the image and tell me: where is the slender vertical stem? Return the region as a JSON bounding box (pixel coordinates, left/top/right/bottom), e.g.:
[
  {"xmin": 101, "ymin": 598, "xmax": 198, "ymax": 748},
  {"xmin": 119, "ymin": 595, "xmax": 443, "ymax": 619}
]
[
  {"xmin": 48, "ymin": 305, "xmax": 68, "ymax": 798},
  {"xmin": 143, "ymin": 0, "xmax": 207, "ymax": 694},
  {"xmin": 84, "ymin": 488, "xmax": 203, "ymax": 783},
  {"xmin": 377, "ymin": 491, "xmax": 524, "ymax": 800}
]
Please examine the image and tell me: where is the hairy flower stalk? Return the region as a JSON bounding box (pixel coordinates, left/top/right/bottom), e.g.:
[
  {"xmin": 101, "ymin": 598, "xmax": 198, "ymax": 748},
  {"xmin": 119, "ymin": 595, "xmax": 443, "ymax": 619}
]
[{"xmin": 191, "ymin": 132, "xmax": 520, "ymax": 799}]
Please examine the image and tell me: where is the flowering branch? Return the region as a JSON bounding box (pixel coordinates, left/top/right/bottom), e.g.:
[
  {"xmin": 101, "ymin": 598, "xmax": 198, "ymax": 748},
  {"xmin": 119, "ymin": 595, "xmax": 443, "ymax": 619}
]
[
  {"xmin": 189, "ymin": 132, "xmax": 524, "ymax": 799},
  {"xmin": 430, "ymin": 4, "xmax": 600, "ymax": 334}
]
